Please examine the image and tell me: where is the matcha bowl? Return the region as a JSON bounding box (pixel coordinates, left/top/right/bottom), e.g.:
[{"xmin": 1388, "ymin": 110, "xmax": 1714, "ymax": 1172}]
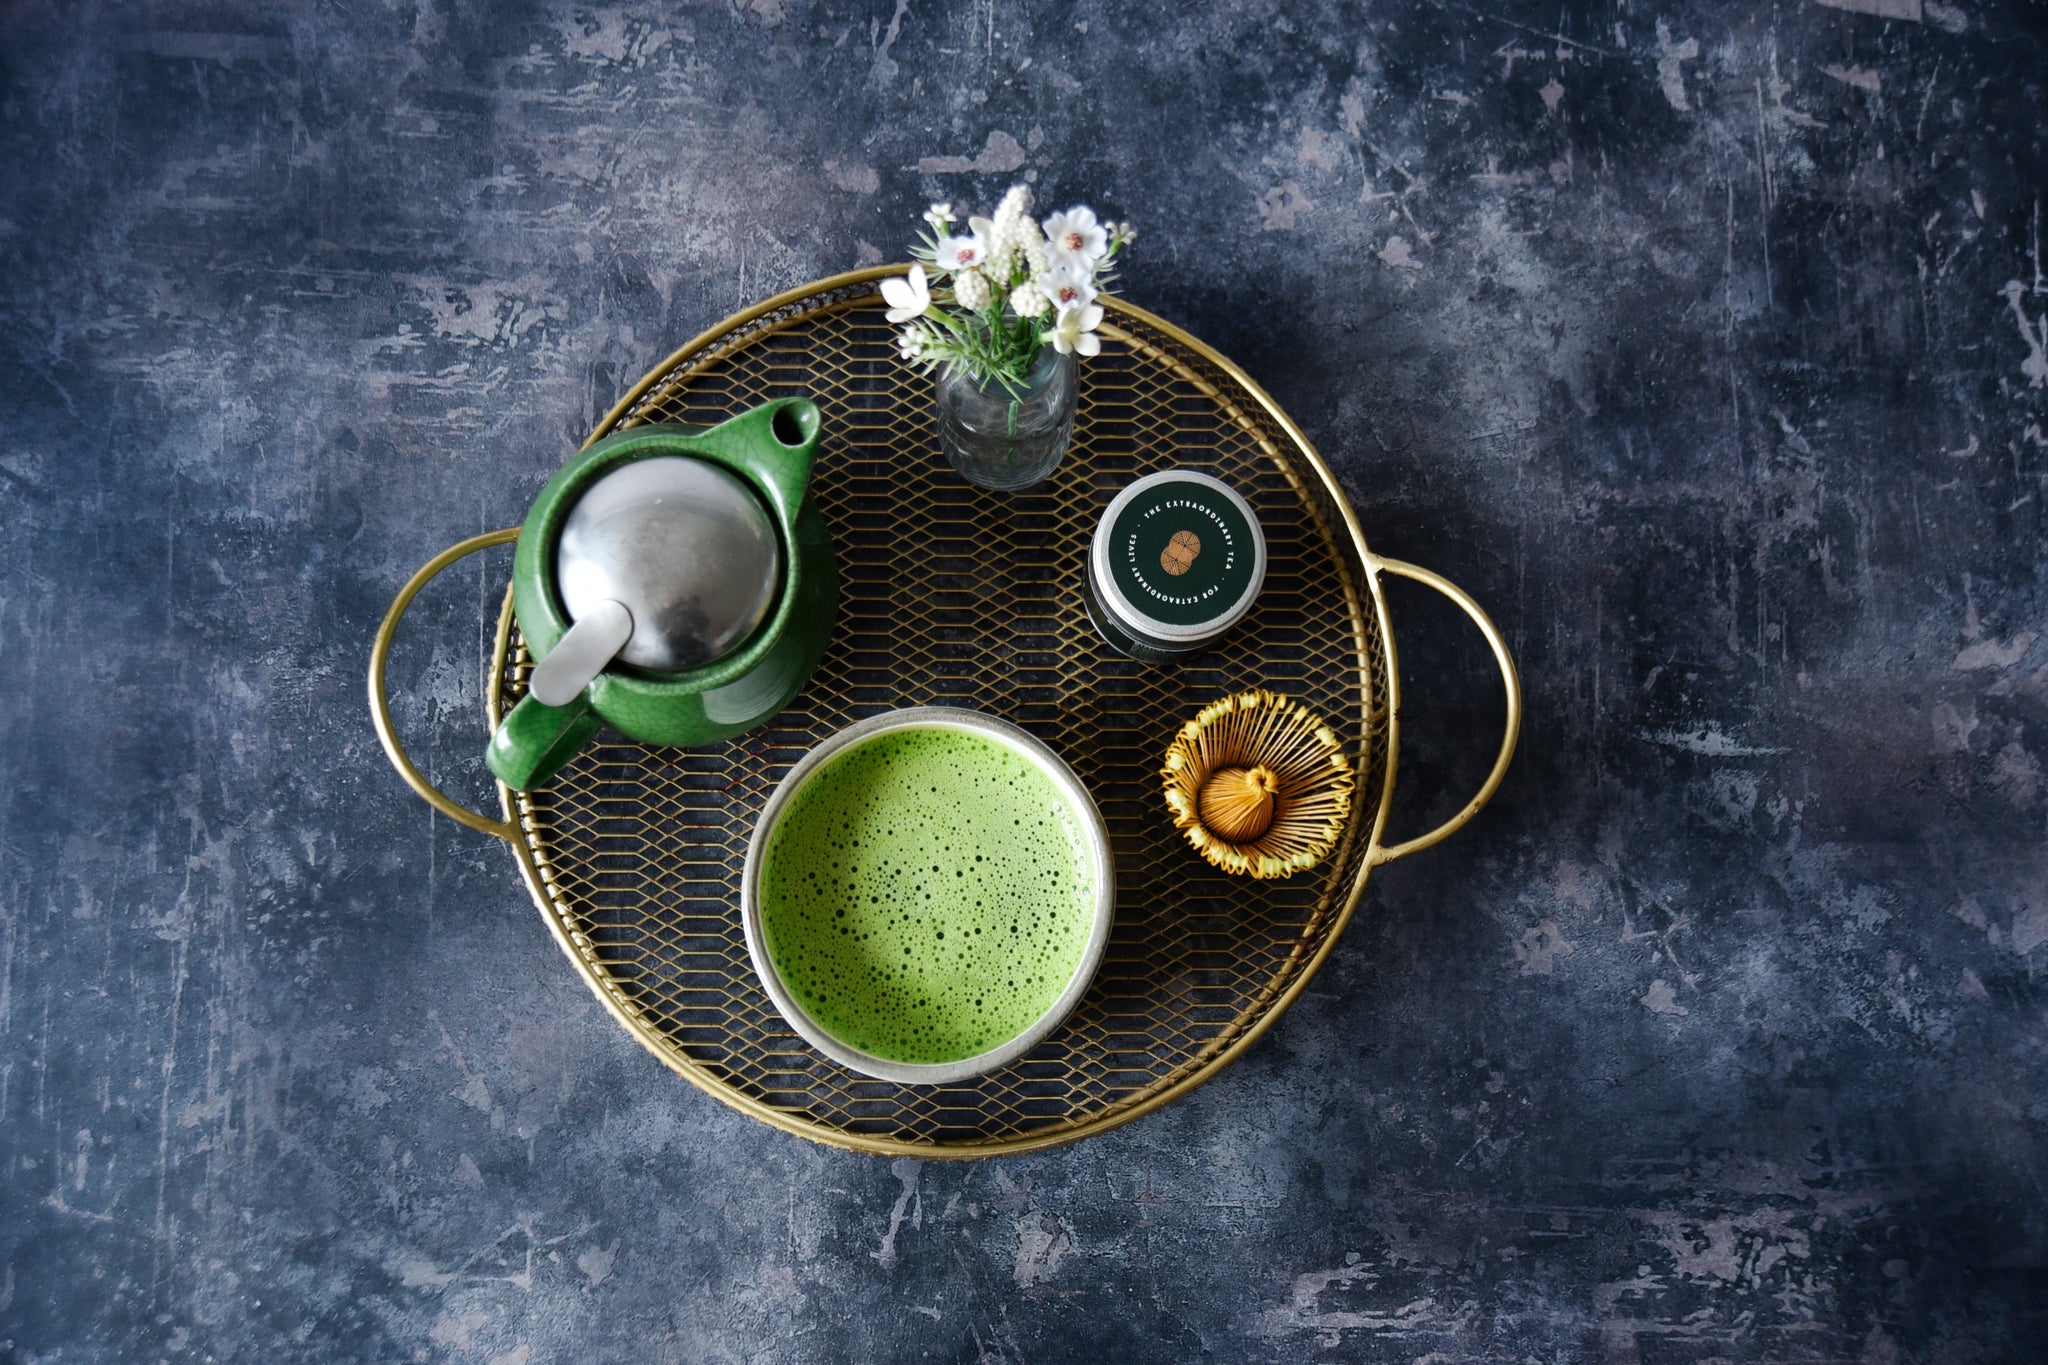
[{"xmin": 741, "ymin": 707, "xmax": 1116, "ymax": 1085}]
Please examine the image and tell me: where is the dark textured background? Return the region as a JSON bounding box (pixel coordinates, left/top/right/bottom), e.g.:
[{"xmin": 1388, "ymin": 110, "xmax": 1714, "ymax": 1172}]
[{"xmin": 5, "ymin": 0, "xmax": 2047, "ymax": 1360}]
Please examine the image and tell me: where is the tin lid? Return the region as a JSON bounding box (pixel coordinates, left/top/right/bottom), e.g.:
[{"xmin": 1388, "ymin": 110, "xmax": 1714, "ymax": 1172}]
[{"xmin": 1090, "ymin": 470, "xmax": 1266, "ymax": 645}]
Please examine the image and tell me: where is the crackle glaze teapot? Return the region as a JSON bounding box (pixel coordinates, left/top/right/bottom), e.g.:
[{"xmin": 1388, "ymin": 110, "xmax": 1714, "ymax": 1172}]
[
  {"xmin": 490, "ymin": 399, "xmax": 837, "ymax": 788},
  {"xmin": 373, "ymin": 398, "xmax": 837, "ymax": 797}
]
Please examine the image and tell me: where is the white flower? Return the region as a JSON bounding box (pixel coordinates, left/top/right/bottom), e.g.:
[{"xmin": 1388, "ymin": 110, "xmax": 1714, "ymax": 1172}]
[
  {"xmin": 1050, "ymin": 303, "xmax": 1103, "ymax": 358},
  {"xmin": 1109, "ymin": 220, "xmax": 1136, "ymax": 247},
  {"xmin": 1038, "ymin": 262, "xmax": 1098, "ymax": 313},
  {"xmin": 992, "ymin": 184, "xmax": 1033, "ymax": 235},
  {"xmin": 880, "ymin": 265, "xmax": 933, "ymax": 323},
  {"xmin": 988, "ymin": 185, "xmax": 1035, "ymax": 276},
  {"xmin": 966, "ymin": 215, "xmax": 1008, "ymax": 281},
  {"xmin": 936, "ymin": 231, "xmax": 987, "ymax": 271},
  {"xmin": 1009, "ymin": 280, "xmax": 1051, "ymax": 318},
  {"xmin": 1042, "ymin": 206, "xmax": 1108, "ymax": 267},
  {"xmin": 923, "ymin": 202, "xmax": 955, "ymax": 230},
  {"xmin": 952, "ymin": 267, "xmax": 992, "ymax": 312},
  {"xmin": 1022, "ymin": 231, "xmax": 1050, "ymax": 279},
  {"xmin": 897, "ymin": 325, "xmax": 928, "ymax": 362}
]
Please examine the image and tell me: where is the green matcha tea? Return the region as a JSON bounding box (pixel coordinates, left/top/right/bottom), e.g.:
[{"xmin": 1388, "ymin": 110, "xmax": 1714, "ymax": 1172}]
[{"xmin": 759, "ymin": 727, "xmax": 1098, "ymax": 1065}]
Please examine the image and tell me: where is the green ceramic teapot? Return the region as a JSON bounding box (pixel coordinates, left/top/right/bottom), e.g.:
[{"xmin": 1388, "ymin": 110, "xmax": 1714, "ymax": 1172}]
[
  {"xmin": 483, "ymin": 398, "xmax": 837, "ymax": 789},
  {"xmin": 366, "ymin": 397, "xmax": 836, "ymax": 797}
]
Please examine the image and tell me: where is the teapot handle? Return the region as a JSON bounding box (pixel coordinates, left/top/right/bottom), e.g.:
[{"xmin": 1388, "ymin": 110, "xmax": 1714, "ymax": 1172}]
[{"xmin": 368, "ymin": 528, "xmax": 523, "ymax": 842}]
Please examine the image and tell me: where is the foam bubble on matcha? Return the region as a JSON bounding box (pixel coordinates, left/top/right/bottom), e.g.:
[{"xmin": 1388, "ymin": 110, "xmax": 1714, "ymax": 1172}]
[{"xmin": 759, "ymin": 727, "xmax": 1097, "ymax": 1065}]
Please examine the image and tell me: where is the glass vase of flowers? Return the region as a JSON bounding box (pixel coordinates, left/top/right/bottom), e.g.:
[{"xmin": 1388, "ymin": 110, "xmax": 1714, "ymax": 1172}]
[{"xmin": 885, "ymin": 187, "xmax": 1134, "ymax": 490}]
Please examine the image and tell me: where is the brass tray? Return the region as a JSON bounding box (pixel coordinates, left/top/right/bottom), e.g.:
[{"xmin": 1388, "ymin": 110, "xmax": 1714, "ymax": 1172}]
[{"xmin": 370, "ymin": 267, "xmax": 1519, "ymax": 1157}]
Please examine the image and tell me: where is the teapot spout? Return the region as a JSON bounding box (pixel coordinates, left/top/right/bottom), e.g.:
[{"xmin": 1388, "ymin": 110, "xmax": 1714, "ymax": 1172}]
[{"xmin": 693, "ymin": 397, "xmax": 822, "ymax": 530}]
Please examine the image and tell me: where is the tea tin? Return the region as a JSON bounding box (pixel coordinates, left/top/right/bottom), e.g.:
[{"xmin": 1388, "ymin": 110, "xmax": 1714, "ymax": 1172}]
[{"xmin": 1084, "ymin": 469, "xmax": 1267, "ymax": 662}]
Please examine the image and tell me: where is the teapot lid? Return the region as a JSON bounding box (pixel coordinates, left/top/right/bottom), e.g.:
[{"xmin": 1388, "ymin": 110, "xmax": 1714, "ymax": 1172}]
[{"xmin": 555, "ymin": 455, "xmax": 782, "ymax": 672}]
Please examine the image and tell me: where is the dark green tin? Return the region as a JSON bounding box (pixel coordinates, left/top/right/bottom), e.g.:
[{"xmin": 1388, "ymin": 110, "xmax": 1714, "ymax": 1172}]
[{"xmin": 1085, "ymin": 469, "xmax": 1266, "ymax": 661}]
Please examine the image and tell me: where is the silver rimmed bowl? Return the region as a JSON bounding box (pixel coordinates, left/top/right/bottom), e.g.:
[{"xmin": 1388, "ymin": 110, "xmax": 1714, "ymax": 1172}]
[{"xmin": 740, "ymin": 706, "xmax": 1117, "ymax": 1085}]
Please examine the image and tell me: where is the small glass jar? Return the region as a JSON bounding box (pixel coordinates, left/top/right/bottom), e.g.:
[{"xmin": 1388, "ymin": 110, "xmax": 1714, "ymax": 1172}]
[
  {"xmin": 1084, "ymin": 469, "xmax": 1267, "ymax": 663},
  {"xmin": 934, "ymin": 345, "xmax": 1076, "ymax": 491}
]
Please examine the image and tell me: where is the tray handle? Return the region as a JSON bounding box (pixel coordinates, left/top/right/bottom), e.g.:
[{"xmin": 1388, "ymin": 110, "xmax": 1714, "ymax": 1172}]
[
  {"xmin": 368, "ymin": 528, "xmax": 523, "ymax": 842},
  {"xmin": 1368, "ymin": 556, "xmax": 1522, "ymax": 866}
]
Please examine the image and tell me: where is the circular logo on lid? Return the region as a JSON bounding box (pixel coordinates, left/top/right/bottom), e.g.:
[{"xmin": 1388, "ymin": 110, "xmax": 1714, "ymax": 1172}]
[{"xmin": 1093, "ymin": 471, "xmax": 1265, "ymax": 642}]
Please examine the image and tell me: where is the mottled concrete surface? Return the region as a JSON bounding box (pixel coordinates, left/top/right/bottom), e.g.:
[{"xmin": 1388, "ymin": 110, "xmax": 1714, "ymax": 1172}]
[{"xmin": 4, "ymin": 0, "xmax": 2046, "ymax": 1360}]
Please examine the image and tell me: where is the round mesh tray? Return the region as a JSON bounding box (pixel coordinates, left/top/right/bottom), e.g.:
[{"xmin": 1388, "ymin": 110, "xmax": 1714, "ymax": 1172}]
[{"xmin": 375, "ymin": 267, "xmax": 1519, "ymax": 1157}]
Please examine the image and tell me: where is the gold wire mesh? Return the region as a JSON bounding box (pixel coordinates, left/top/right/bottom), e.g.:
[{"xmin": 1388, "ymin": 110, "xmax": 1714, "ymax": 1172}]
[{"xmin": 488, "ymin": 271, "xmax": 1392, "ymax": 1156}]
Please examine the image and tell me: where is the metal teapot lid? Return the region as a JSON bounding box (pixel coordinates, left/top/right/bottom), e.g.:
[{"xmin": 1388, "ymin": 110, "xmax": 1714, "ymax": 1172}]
[{"xmin": 528, "ymin": 456, "xmax": 781, "ymax": 704}]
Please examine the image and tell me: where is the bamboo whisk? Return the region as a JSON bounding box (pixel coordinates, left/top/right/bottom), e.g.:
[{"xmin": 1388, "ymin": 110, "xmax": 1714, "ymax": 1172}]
[{"xmin": 1160, "ymin": 689, "xmax": 1355, "ymax": 879}]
